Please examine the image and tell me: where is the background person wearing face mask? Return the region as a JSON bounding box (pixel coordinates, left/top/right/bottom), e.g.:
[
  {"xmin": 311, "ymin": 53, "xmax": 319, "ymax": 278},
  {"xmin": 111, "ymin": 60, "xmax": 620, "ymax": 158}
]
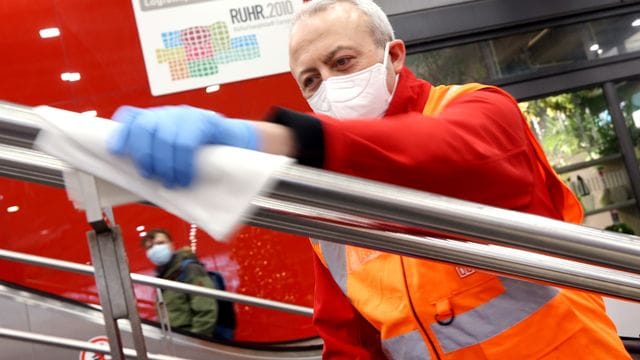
[
  {"xmin": 143, "ymin": 229, "xmax": 219, "ymax": 338},
  {"xmin": 112, "ymin": 0, "xmax": 630, "ymax": 359}
]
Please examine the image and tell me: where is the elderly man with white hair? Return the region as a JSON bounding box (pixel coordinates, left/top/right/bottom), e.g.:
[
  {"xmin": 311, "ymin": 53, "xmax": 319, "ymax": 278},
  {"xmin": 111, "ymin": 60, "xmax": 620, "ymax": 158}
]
[{"xmin": 110, "ymin": 0, "xmax": 630, "ymax": 358}]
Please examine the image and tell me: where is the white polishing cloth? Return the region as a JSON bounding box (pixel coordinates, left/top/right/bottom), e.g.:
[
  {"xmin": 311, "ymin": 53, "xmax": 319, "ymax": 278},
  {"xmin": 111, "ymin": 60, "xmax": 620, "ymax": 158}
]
[{"xmin": 33, "ymin": 106, "xmax": 293, "ymax": 241}]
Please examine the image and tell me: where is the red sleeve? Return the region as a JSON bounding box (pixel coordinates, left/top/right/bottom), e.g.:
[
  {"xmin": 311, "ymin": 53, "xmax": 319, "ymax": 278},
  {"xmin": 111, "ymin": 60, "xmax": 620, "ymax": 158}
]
[
  {"xmin": 321, "ymin": 88, "xmax": 536, "ymax": 209},
  {"xmin": 312, "ymin": 253, "xmax": 387, "ymax": 359}
]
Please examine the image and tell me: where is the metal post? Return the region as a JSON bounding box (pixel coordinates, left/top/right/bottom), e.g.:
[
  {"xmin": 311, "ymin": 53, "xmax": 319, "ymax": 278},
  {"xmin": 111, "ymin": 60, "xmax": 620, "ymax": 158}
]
[
  {"xmin": 155, "ymin": 288, "xmax": 176, "ymax": 356},
  {"xmin": 75, "ymin": 170, "xmax": 148, "ymax": 360},
  {"xmin": 88, "ymin": 226, "xmax": 148, "ymax": 360},
  {"xmin": 603, "ymin": 81, "xmax": 640, "ymax": 212}
]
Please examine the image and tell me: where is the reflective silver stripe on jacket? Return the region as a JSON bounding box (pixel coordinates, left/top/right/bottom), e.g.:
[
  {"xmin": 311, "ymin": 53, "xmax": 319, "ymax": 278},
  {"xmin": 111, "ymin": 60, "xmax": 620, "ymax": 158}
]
[
  {"xmin": 432, "ymin": 277, "xmax": 560, "ymax": 353},
  {"xmin": 319, "ymin": 240, "xmax": 348, "ymax": 294},
  {"xmin": 382, "ymin": 330, "xmax": 432, "ymax": 360}
]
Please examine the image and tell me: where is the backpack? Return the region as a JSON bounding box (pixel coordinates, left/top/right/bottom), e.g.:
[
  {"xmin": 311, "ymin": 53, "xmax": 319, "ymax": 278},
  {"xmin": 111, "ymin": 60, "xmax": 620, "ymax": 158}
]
[{"xmin": 177, "ymin": 259, "xmax": 237, "ymax": 341}]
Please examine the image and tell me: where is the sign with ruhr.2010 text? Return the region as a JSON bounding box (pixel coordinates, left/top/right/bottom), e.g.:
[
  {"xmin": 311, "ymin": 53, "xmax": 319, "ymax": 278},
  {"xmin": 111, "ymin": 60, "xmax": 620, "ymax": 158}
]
[{"xmin": 132, "ymin": 0, "xmax": 303, "ymax": 95}]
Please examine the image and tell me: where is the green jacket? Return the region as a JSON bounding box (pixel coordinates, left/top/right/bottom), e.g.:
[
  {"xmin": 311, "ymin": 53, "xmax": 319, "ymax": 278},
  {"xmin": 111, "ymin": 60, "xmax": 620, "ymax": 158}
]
[{"xmin": 157, "ymin": 247, "xmax": 218, "ymax": 336}]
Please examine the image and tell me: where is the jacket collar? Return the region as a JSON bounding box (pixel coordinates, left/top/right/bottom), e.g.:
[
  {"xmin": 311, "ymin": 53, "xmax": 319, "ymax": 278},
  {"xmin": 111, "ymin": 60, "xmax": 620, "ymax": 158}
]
[{"xmin": 386, "ymin": 66, "xmax": 432, "ymax": 117}]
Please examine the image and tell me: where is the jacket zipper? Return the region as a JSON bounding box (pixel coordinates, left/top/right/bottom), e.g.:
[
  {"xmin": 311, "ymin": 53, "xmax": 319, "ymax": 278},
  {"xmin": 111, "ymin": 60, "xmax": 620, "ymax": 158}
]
[{"xmin": 400, "ymin": 256, "xmax": 442, "ymax": 360}]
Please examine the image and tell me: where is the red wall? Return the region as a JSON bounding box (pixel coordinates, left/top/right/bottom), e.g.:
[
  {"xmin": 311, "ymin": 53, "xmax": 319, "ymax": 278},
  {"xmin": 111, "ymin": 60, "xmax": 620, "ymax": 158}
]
[{"xmin": 0, "ymin": 1, "xmax": 316, "ymax": 342}]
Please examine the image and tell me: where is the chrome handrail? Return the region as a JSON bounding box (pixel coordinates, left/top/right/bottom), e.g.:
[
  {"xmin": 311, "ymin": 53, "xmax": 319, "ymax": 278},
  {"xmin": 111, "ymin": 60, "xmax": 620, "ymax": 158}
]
[
  {"xmin": 1, "ymin": 101, "xmax": 640, "ymax": 301},
  {"xmin": 251, "ymin": 198, "xmax": 640, "ymax": 301},
  {"xmin": 270, "ymin": 165, "xmax": 640, "ymax": 274},
  {"xmin": 0, "ymin": 249, "xmax": 313, "ymax": 316}
]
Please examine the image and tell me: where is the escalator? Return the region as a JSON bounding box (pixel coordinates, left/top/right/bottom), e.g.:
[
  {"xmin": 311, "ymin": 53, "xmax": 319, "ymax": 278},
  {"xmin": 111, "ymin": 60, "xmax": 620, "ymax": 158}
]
[
  {"xmin": 2, "ymin": 279, "xmax": 640, "ymax": 359},
  {"xmin": 0, "ymin": 281, "xmax": 322, "ymax": 359}
]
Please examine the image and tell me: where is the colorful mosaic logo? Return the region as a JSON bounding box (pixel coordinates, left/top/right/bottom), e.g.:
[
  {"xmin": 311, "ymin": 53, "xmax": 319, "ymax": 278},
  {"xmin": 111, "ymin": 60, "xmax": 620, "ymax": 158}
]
[{"xmin": 156, "ymin": 22, "xmax": 260, "ymax": 81}]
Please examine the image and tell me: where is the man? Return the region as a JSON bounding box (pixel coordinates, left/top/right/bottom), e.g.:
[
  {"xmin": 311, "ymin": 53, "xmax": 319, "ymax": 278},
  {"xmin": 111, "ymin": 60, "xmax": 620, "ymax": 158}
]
[
  {"xmin": 111, "ymin": 1, "xmax": 630, "ymax": 358},
  {"xmin": 142, "ymin": 229, "xmax": 218, "ymax": 338}
]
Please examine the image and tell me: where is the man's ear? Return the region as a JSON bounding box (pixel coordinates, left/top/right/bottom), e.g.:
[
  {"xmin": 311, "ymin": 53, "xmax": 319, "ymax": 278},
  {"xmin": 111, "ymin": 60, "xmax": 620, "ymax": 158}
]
[{"xmin": 389, "ymin": 39, "xmax": 406, "ymax": 74}]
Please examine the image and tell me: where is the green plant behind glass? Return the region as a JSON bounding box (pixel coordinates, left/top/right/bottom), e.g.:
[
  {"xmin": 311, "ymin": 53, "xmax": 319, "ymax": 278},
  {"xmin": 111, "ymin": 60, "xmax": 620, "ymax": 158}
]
[{"xmin": 520, "ymin": 89, "xmax": 617, "ymax": 167}]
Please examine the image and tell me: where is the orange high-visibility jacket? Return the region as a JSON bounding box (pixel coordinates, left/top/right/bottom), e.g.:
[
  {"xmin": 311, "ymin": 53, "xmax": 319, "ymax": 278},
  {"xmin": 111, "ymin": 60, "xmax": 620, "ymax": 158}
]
[{"xmin": 304, "ymin": 75, "xmax": 629, "ymax": 359}]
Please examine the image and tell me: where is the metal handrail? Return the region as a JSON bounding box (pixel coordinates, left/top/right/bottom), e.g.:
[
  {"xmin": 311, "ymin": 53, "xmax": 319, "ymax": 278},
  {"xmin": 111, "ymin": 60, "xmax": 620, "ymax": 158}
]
[
  {"xmin": 251, "ymin": 198, "xmax": 640, "ymax": 301},
  {"xmin": 1, "ymin": 101, "xmax": 640, "ymax": 300},
  {"xmin": 3, "ymin": 202, "xmax": 640, "ymax": 304},
  {"xmin": 0, "ymin": 248, "xmax": 313, "ymax": 316},
  {"xmin": 270, "ymin": 165, "xmax": 640, "ymax": 274},
  {"xmin": 0, "ymin": 327, "xmax": 187, "ymax": 360}
]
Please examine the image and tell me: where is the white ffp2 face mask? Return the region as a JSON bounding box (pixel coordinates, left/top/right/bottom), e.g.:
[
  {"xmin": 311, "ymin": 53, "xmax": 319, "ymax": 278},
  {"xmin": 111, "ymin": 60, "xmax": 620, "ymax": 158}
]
[{"xmin": 307, "ymin": 43, "xmax": 397, "ymax": 119}]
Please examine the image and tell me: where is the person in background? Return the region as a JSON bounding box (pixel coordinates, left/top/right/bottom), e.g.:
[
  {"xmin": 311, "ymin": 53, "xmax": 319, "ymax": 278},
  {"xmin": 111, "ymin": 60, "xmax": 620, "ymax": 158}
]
[
  {"xmin": 142, "ymin": 229, "xmax": 218, "ymax": 338},
  {"xmin": 113, "ymin": 0, "xmax": 630, "ymax": 358}
]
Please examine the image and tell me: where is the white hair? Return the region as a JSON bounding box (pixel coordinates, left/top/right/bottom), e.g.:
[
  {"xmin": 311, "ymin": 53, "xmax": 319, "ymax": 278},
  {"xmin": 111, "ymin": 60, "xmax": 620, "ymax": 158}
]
[{"xmin": 291, "ymin": 0, "xmax": 395, "ymax": 48}]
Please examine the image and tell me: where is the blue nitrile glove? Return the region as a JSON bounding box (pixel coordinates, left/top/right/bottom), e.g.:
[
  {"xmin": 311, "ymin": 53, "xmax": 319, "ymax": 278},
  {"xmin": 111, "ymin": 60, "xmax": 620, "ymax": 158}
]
[{"xmin": 109, "ymin": 105, "xmax": 259, "ymax": 188}]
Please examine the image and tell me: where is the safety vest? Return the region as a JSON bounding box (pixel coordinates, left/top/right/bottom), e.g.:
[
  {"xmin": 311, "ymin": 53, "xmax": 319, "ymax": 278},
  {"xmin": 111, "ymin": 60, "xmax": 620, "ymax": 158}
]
[{"xmin": 312, "ymin": 84, "xmax": 628, "ymax": 359}]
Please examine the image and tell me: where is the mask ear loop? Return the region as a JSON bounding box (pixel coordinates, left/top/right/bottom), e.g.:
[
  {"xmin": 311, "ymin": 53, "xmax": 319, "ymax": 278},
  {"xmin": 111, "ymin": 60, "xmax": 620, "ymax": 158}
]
[
  {"xmin": 383, "ymin": 41, "xmax": 400, "ymax": 97},
  {"xmin": 382, "ymin": 42, "xmax": 392, "ymax": 69}
]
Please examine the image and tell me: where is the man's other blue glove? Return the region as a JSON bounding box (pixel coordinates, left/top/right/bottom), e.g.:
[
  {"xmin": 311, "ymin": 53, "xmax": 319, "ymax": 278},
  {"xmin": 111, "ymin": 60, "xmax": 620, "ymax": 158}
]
[{"xmin": 109, "ymin": 105, "xmax": 259, "ymax": 188}]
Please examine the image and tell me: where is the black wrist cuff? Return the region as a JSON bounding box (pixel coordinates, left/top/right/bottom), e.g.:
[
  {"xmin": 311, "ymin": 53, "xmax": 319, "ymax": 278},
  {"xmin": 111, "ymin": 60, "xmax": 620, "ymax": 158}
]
[{"xmin": 267, "ymin": 107, "xmax": 325, "ymax": 168}]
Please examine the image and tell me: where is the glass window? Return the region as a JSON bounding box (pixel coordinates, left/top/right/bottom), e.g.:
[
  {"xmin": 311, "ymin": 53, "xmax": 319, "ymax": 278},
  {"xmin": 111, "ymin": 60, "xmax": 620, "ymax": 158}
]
[
  {"xmin": 519, "ymin": 87, "xmax": 616, "ymax": 168},
  {"xmin": 609, "ymin": 78, "xmax": 640, "ymax": 234},
  {"xmin": 407, "ymin": 12, "xmax": 640, "ymax": 84},
  {"xmin": 520, "ymin": 87, "xmax": 638, "ymax": 232},
  {"xmin": 405, "ymin": 43, "xmax": 492, "ymax": 85},
  {"xmin": 614, "ymin": 78, "xmax": 640, "ymax": 152}
]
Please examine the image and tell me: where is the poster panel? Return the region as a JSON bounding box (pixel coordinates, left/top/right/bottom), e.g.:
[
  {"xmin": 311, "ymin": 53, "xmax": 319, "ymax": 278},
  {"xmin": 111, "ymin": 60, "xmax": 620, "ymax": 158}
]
[{"xmin": 132, "ymin": 0, "xmax": 303, "ymax": 95}]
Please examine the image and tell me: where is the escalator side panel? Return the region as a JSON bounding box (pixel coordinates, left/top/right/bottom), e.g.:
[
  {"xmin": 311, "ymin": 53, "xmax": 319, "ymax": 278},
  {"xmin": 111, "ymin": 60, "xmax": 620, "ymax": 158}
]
[{"xmin": 0, "ymin": 284, "xmax": 321, "ymax": 359}]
